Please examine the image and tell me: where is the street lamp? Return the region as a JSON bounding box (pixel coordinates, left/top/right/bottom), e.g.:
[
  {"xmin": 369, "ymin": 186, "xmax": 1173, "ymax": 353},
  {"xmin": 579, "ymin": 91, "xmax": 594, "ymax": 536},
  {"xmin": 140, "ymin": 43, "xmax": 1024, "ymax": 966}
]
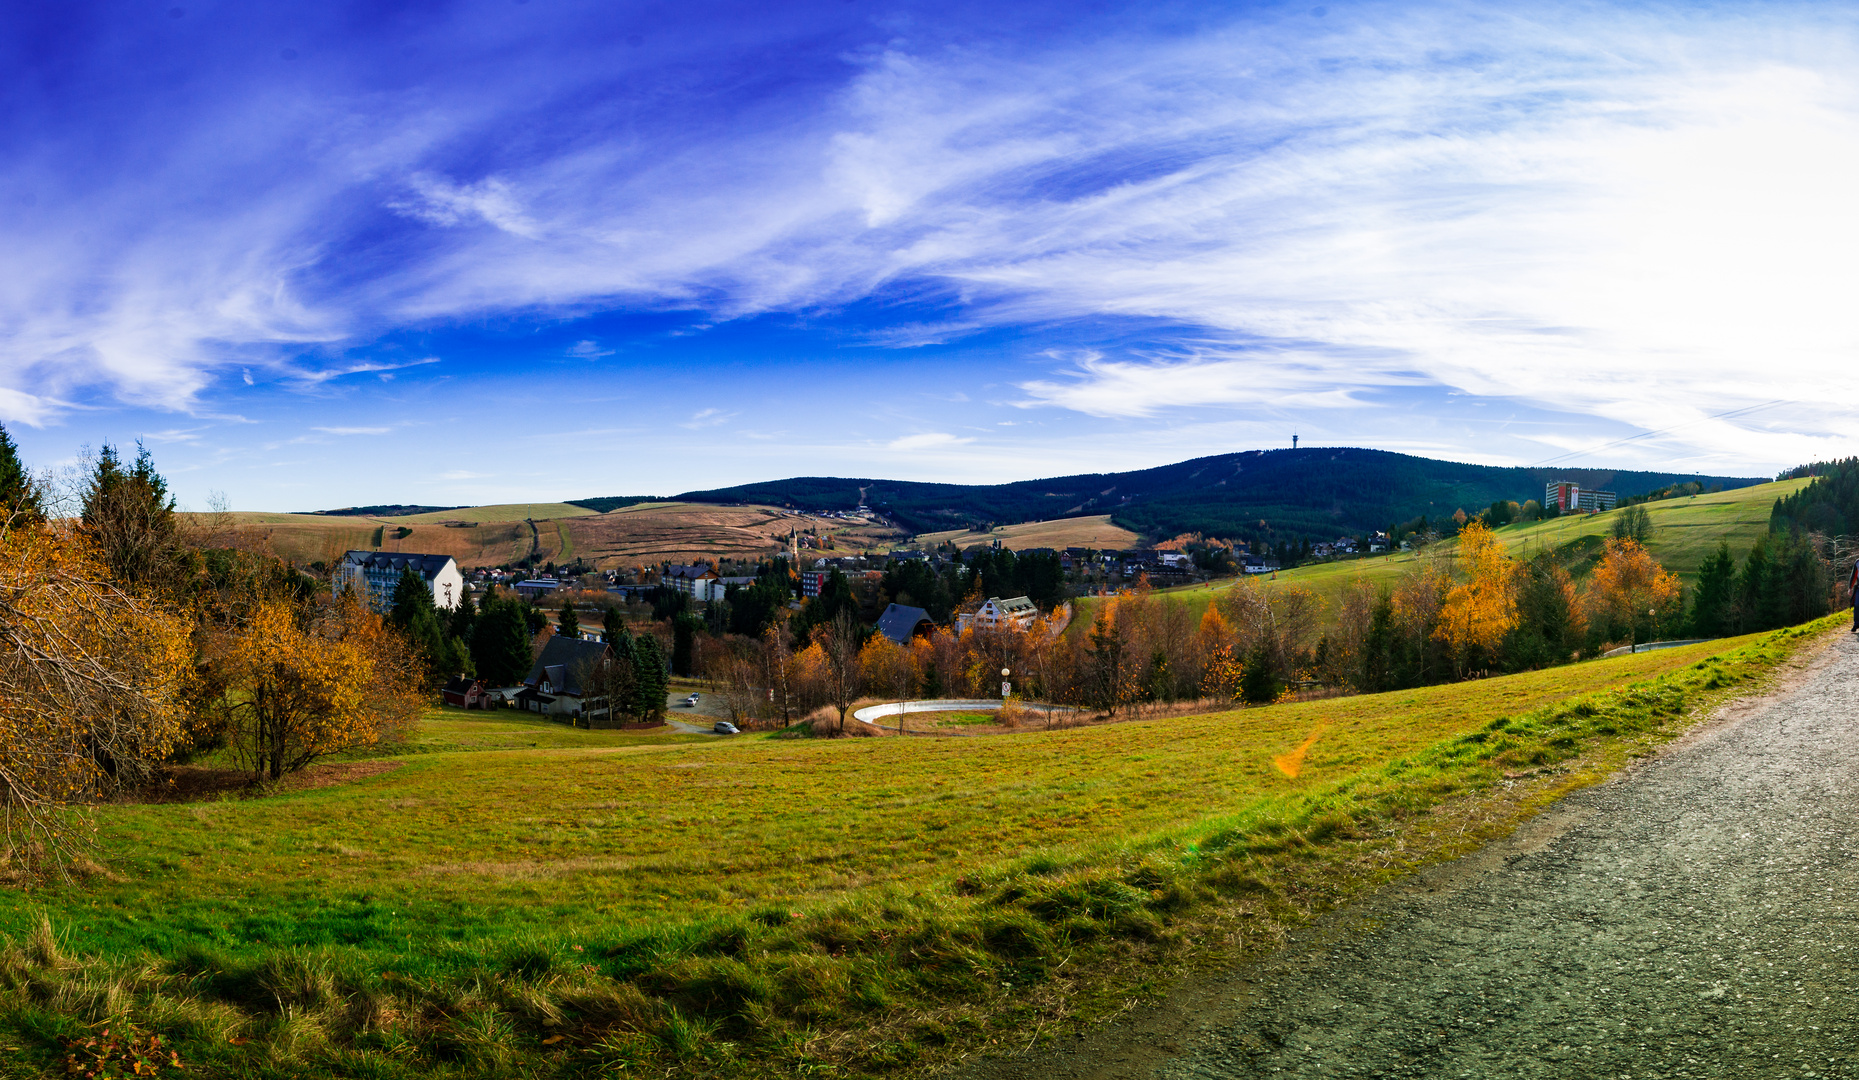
[{"xmin": 1000, "ymin": 667, "xmax": 1012, "ymax": 698}]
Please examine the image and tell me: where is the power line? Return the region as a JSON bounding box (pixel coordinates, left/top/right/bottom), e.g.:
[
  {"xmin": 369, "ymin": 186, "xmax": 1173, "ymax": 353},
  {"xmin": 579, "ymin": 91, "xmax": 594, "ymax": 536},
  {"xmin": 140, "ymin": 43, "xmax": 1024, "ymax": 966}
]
[{"xmin": 1528, "ymin": 400, "xmax": 1788, "ymax": 470}]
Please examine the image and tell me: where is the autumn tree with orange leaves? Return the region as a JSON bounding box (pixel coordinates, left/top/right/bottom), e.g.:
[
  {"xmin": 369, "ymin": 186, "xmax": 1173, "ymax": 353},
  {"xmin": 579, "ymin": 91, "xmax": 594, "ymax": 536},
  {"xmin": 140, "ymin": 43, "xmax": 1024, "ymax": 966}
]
[
  {"xmin": 208, "ymin": 589, "xmax": 423, "ymax": 781},
  {"xmin": 1434, "ymin": 520, "xmax": 1519, "ymax": 675},
  {"xmin": 0, "ymin": 511, "xmax": 193, "ymax": 874},
  {"xmin": 1586, "ymin": 537, "xmax": 1683, "ymax": 647}
]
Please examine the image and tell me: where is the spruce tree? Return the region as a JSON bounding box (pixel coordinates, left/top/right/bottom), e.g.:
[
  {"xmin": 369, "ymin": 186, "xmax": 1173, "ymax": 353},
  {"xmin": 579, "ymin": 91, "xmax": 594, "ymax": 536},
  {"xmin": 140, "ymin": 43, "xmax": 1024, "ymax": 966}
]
[
  {"xmin": 390, "ymin": 566, "xmax": 434, "ymax": 628},
  {"xmin": 471, "ymin": 599, "xmax": 535, "ymax": 686},
  {"xmin": 0, "ymin": 421, "xmax": 39, "ymax": 518},
  {"xmin": 602, "ymin": 604, "xmax": 625, "ymax": 645},
  {"xmin": 630, "ymin": 634, "xmax": 668, "ymax": 719},
  {"xmin": 1690, "ymin": 541, "xmax": 1737, "ymax": 638},
  {"xmin": 81, "ymin": 441, "xmax": 186, "ymax": 591},
  {"xmin": 449, "ymin": 587, "xmax": 477, "ymax": 641},
  {"xmin": 558, "ymin": 604, "xmax": 580, "ymax": 639}
]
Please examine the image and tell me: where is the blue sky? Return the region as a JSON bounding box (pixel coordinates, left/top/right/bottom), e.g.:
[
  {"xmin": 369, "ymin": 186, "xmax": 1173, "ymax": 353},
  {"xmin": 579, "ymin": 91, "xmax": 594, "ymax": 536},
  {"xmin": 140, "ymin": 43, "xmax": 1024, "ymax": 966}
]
[{"xmin": 5, "ymin": 0, "xmax": 1859, "ymax": 510}]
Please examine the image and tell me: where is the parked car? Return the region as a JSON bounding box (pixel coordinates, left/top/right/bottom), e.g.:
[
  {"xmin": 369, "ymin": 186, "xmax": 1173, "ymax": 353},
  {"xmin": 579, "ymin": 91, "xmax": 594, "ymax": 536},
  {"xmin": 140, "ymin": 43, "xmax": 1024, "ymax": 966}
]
[
  {"xmin": 712, "ymin": 721, "xmax": 739, "ymax": 735},
  {"xmin": 683, "ymin": 693, "xmax": 701, "ymax": 707}
]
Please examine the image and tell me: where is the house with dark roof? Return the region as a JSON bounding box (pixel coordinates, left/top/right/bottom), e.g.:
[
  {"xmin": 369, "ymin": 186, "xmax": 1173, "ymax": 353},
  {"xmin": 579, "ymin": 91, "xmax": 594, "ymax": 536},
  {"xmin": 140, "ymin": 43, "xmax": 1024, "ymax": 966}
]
[
  {"xmin": 875, "ymin": 603, "xmax": 934, "ymax": 645},
  {"xmin": 516, "ymin": 636, "xmax": 613, "ymax": 719},
  {"xmin": 336, "ymin": 550, "xmax": 465, "ymax": 614},
  {"xmin": 441, "ymin": 677, "xmax": 491, "ymax": 710}
]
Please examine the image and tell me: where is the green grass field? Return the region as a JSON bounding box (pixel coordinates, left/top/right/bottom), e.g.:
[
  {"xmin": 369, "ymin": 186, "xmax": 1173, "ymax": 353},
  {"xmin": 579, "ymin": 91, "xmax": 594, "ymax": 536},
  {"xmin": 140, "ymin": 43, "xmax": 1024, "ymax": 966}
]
[
  {"xmin": 1113, "ymin": 476, "xmax": 1810, "ymax": 630},
  {"xmin": 0, "ymin": 619, "xmax": 1836, "ymax": 1078}
]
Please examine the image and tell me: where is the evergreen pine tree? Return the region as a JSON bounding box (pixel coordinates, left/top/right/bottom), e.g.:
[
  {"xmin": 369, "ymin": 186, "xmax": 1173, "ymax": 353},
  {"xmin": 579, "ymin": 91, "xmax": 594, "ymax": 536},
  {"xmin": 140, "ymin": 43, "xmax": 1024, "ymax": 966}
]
[
  {"xmin": 602, "ymin": 605, "xmax": 625, "ymax": 645},
  {"xmin": 390, "ymin": 566, "xmax": 434, "ymax": 628},
  {"xmin": 1690, "ymin": 541, "xmax": 1737, "ymax": 638},
  {"xmin": 0, "ymin": 421, "xmax": 40, "ymax": 518},
  {"xmin": 449, "ymin": 587, "xmax": 477, "ymax": 642},
  {"xmin": 671, "ymin": 612, "xmax": 700, "ymax": 676},
  {"xmin": 471, "ymin": 599, "xmax": 535, "ymax": 686},
  {"xmin": 558, "ymin": 603, "xmax": 580, "ymax": 639},
  {"xmin": 630, "ymin": 633, "xmax": 668, "ymax": 719}
]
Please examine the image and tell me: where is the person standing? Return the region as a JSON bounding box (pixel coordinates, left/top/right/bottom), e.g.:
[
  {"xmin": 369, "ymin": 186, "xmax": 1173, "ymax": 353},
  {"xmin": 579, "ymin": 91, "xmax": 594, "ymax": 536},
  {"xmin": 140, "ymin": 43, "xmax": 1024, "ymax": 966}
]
[{"xmin": 1850, "ymin": 559, "xmax": 1858, "ymax": 632}]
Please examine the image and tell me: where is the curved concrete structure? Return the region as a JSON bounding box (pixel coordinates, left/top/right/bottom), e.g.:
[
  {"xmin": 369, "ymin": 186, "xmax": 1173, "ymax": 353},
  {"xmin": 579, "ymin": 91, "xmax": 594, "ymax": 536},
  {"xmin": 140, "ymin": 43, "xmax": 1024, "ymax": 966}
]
[{"xmin": 852, "ymin": 698, "xmax": 1078, "ymax": 731}]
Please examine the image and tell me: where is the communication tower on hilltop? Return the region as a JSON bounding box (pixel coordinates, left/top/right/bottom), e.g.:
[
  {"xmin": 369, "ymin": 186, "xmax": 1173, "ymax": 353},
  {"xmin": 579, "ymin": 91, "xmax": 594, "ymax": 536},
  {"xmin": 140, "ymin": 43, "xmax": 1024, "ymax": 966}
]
[{"xmin": 1292, "ymin": 431, "xmax": 1299, "ymax": 450}]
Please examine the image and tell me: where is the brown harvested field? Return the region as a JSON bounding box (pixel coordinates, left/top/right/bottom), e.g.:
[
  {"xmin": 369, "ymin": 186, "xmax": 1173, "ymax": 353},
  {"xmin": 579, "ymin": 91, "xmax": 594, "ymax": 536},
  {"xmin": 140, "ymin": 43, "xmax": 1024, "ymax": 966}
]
[
  {"xmin": 193, "ymin": 512, "xmax": 536, "ymax": 567},
  {"xmin": 190, "ymin": 502, "xmax": 895, "ymax": 570},
  {"xmin": 554, "ymin": 502, "xmax": 892, "ymax": 568},
  {"xmin": 914, "ymin": 513, "xmax": 1138, "ymax": 551}
]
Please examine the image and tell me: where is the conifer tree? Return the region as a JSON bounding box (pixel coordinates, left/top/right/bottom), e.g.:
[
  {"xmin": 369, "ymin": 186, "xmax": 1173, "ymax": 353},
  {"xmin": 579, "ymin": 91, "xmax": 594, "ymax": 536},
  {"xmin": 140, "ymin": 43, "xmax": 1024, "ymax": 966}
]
[
  {"xmin": 1690, "ymin": 541, "xmax": 1737, "ymax": 638},
  {"xmin": 471, "ymin": 598, "xmax": 534, "ymax": 686},
  {"xmin": 80, "ymin": 441, "xmax": 188, "ymax": 593},
  {"xmin": 630, "ymin": 633, "xmax": 668, "ymax": 719},
  {"xmin": 0, "ymin": 421, "xmax": 40, "ymax": 519},
  {"xmin": 390, "ymin": 566, "xmax": 434, "ymax": 628},
  {"xmin": 558, "ymin": 603, "xmax": 580, "ymax": 639}
]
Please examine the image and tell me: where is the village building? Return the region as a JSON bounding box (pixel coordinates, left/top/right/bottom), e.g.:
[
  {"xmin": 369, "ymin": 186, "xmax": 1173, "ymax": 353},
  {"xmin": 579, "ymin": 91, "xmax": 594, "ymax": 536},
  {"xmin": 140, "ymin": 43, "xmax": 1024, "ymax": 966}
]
[
  {"xmin": 441, "ymin": 677, "xmax": 492, "ymax": 710},
  {"xmin": 1545, "ymin": 481, "xmax": 1618, "ymax": 513},
  {"xmin": 665, "ymin": 564, "xmax": 721, "ymax": 601},
  {"xmin": 514, "ymin": 636, "xmax": 612, "ymax": 719},
  {"xmin": 875, "ymin": 603, "xmax": 935, "ymax": 645},
  {"xmin": 956, "ymin": 595, "xmax": 1038, "ymax": 634},
  {"xmin": 511, "ymin": 577, "xmax": 560, "ymax": 600},
  {"xmin": 336, "ymin": 550, "xmax": 465, "ymax": 614}
]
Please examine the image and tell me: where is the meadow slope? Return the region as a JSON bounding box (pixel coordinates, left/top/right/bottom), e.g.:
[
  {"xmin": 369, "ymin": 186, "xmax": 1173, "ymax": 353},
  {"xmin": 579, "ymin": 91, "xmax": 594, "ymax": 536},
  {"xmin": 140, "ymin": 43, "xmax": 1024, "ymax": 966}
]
[
  {"xmin": 1125, "ymin": 476, "xmax": 1809, "ymax": 631},
  {"xmin": 0, "ymin": 621, "xmax": 1836, "ymax": 1078}
]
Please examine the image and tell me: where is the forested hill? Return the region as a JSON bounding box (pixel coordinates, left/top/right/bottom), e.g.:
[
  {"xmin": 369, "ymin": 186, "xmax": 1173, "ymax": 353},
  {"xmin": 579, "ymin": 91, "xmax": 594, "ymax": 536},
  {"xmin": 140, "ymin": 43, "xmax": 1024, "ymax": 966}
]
[{"xmin": 671, "ymin": 448, "xmax": 1763, "ymax": 541}]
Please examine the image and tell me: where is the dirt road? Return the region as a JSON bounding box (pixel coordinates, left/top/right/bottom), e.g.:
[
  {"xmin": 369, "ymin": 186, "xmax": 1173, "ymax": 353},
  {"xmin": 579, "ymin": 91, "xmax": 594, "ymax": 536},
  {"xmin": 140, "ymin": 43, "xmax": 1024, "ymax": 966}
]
[{"xmin": 954, "ymin": 633, "xmax": 1859, "ymax": 1079}]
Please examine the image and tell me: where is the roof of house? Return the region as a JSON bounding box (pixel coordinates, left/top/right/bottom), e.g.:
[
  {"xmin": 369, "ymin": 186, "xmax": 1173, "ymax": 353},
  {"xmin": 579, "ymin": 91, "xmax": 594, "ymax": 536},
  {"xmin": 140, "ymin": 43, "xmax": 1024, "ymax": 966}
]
[
  {"xmin": 524, "ymin": 636, "xmax": 611, "ymax": 696},
  {"xmin": 340, "ymin": 550, "xmax": 457, "ymax": 578},
  {"xmin": 875, "ymin": 603, "xmax": 934, "ymax": 644},
  {"xmin": 665, "ymin": 565, "xmax": 718, "ymax": 580},
  {"xmin": 988, "ymin": 596, "xmax": 1037, "ymax": 616}
]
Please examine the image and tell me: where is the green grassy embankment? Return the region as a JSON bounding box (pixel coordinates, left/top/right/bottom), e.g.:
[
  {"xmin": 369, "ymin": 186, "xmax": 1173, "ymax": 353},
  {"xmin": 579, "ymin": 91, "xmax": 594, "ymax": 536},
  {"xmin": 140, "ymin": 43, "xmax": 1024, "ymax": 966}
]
[
  {"xmin": 0, "ymin": 618, "xmax": 1839, "ymax": 1078},
  {"xmin": 1100, "ymin": 476, "xmax": 1810, "ymax": 632}
]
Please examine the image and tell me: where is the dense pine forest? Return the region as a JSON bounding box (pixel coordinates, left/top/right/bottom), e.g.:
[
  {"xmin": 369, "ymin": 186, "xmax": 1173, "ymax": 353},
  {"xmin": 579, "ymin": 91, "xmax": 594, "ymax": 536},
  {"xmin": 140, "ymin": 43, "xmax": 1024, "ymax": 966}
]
[{"xmin": 664, "ymin": 448, "xmax": 1759, "ymax": 544}]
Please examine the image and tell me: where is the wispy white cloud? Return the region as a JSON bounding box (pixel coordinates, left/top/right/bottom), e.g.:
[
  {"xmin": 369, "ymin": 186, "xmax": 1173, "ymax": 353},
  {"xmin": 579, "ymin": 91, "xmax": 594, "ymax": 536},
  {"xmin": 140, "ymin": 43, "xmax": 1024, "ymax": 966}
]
[
  {"xmin": 1016, "ymin": 348, "xmax": 1418, "ymax": 418},
  {"xmin": 886, "ymin": 431, "xmax": 973, "ymax": 451},
  {"xmin": 389, "ymin": 174, "xmax": 539, "ymax": 238},
  {"xmin": 8, "ymin": 2, "xmax": 1859, "ymax": 475},
  {"xmin": 681, "ymin": 408, "xmax": 735, "ymax": 429},
  {"xmin": 312, "ymin": 425, "xmax": 390, "ymax": 435},
  {"xmin": 441, "ymin": 469, "xmax": 489, "ymax": 480},
  {"xmin": 292, "ymin": 358, "xmax": 441, "ymax": 386},
  {"xmin": 566, "ymin": 339, "xmax": 614, "ymax": 359}
]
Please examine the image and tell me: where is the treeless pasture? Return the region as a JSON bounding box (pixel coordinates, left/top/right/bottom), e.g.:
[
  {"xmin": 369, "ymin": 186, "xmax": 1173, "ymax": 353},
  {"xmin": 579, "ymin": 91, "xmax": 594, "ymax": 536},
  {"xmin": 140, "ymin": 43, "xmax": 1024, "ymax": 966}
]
[
  {"xmin": 915, "ymin": 513, "xmax": 1138, "ymax": 551},
  {"xmin": 186, "ymin": 502, "xmax": 889, "ymax": 570}
]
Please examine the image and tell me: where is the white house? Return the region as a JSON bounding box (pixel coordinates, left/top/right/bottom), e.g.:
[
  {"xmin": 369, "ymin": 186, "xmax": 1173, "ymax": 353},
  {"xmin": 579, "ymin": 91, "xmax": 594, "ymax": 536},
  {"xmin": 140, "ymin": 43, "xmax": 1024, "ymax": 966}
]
[
  {"xmin": 665, "ymin": 564, "xmax": 721, "ymax": 602},
  {"xmin": 336, "ymin": 551, "xmax": 465, "ymax": 613},
  {"xmin": 957, "ymin": 595, "xmax": 1039, "ymax": 634}
]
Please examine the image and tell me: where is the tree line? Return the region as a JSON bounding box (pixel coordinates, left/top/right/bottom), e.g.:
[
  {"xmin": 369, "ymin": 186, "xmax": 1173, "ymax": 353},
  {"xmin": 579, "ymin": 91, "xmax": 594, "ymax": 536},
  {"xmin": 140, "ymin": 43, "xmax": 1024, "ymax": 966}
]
[{"xmin": 0, "ymin": 427, "xmax": 429, "ymax": 875}]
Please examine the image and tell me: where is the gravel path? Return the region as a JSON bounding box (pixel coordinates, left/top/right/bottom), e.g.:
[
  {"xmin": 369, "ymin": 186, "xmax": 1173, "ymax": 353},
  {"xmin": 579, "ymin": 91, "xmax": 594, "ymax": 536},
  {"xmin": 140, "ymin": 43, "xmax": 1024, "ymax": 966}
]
[{"xmin": 953, "ymin": 632, "xmax": 1859, "ymax": 1079}]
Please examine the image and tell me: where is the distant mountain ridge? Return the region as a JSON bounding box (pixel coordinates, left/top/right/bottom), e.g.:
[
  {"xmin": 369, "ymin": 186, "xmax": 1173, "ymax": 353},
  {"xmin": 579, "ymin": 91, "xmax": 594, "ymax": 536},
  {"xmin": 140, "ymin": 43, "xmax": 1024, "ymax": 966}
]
[
  {"xmin": 302, "ymin": 504, "xmax": 466, "ymax": 517},
  {"xmin": 659, "ymin": 448, "xmax": 1763, "ymax": 542}
]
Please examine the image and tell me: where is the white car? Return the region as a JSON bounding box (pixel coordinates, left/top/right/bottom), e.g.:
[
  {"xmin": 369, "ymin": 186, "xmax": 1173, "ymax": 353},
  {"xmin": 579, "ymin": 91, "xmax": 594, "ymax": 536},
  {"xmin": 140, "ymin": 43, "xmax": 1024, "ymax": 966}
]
[
  {"xmin": 712, "ymin": 721, "xmax": 739, "ymax": 735},
  {"xmin": 683, "ymin": 693, "xmax": 701, "ymax": 707}
]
